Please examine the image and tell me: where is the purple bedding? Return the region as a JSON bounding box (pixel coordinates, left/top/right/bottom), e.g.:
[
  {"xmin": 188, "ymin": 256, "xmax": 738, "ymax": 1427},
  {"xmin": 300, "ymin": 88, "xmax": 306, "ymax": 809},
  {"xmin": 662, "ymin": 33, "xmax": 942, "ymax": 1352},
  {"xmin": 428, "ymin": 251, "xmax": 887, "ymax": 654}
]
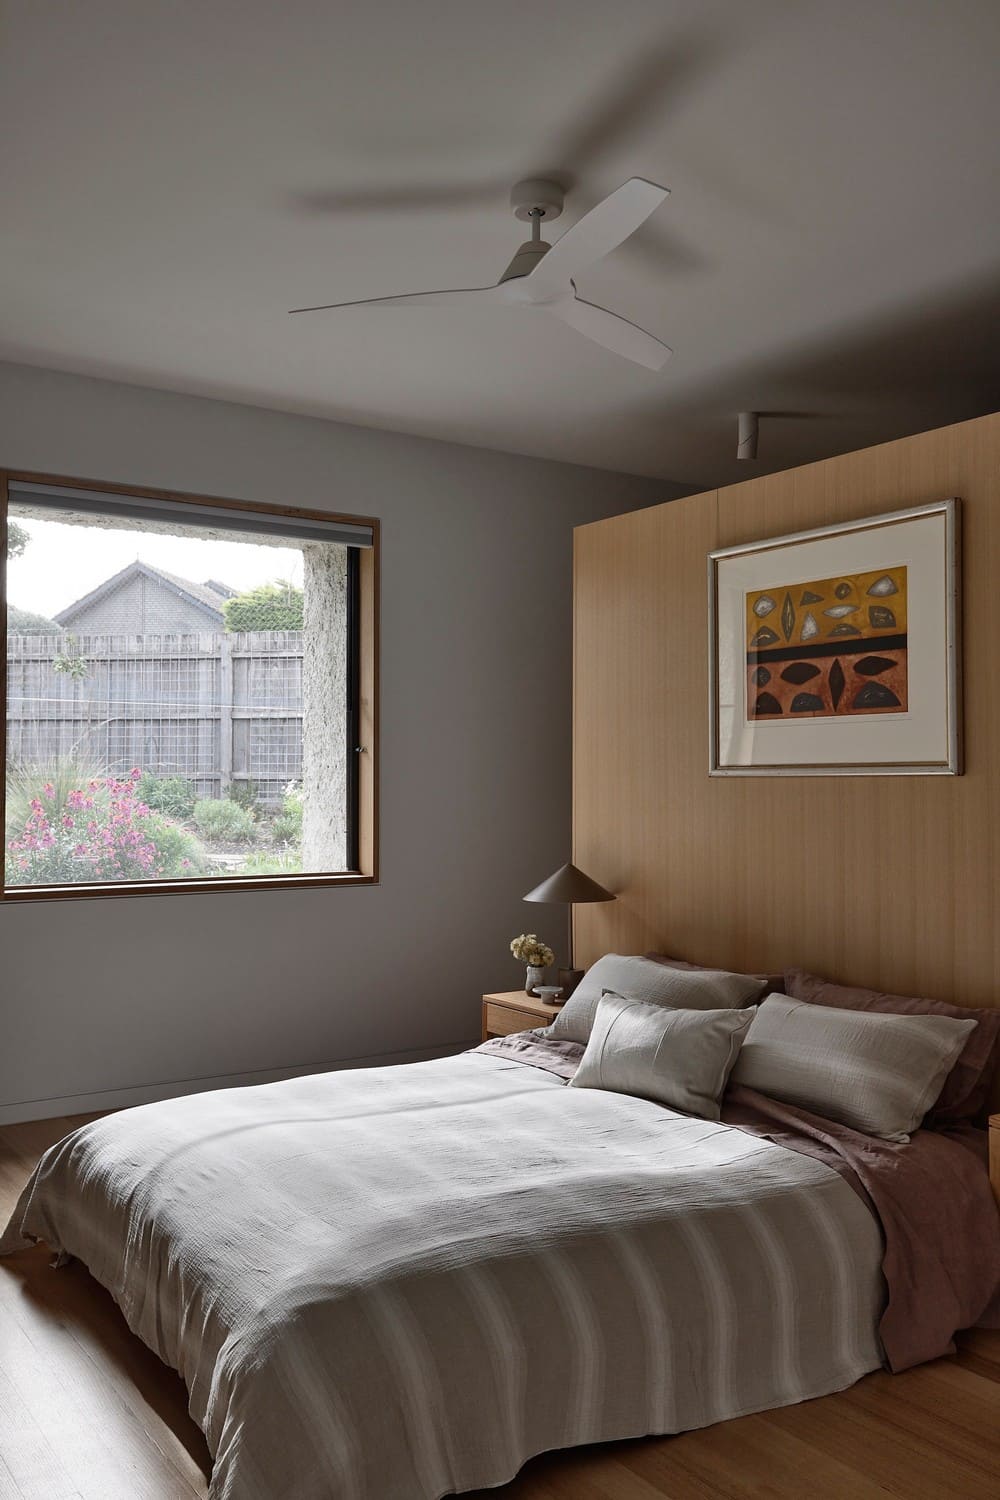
[{"xmin": 475, "ymin": 1031, "xmax": 1000, "ymax": 1372}]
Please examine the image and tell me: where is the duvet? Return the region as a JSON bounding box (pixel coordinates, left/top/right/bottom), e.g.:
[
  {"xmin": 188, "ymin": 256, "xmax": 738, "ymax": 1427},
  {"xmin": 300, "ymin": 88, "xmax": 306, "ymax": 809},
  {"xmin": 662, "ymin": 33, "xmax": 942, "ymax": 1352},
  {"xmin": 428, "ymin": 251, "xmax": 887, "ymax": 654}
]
[{"xmin": 1, "ymin": 1051, "xmax": 885, "ymax": 1500}]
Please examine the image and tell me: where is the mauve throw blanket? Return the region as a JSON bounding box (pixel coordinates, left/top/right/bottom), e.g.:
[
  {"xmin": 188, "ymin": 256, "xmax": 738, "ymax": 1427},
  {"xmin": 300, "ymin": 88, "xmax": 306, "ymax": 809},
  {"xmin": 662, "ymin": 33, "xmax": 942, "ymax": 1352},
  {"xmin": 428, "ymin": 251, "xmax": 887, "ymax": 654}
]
[{"xmin": 479, "ymin": 1032, "xmax": 1000, "ymax": 1371}]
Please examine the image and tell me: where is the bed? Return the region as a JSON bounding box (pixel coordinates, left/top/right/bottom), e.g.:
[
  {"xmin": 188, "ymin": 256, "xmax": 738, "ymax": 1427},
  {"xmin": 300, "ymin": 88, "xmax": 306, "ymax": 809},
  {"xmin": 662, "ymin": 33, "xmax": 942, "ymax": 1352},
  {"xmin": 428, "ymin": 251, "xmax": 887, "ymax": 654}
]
[{"xmin": 2, "ymin": 1035, "xmax": 997, "ymax": 1500}]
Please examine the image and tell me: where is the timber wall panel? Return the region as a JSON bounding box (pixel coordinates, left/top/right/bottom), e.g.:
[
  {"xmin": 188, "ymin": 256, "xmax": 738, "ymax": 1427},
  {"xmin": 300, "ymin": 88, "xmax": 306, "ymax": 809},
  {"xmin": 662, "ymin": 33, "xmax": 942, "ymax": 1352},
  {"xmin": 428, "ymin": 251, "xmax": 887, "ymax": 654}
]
[{"xmin": 573, "ymin": 411, "xmax": 1000, "ymax": 1013}]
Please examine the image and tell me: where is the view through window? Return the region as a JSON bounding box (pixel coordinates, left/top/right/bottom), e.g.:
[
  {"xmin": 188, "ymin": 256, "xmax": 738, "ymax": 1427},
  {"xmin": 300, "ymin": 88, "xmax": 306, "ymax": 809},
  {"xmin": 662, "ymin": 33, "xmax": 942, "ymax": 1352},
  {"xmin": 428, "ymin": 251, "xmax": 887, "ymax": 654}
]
[{"xmin": 3, "ymin": 481, "xmax": 373, "ymax": 892}]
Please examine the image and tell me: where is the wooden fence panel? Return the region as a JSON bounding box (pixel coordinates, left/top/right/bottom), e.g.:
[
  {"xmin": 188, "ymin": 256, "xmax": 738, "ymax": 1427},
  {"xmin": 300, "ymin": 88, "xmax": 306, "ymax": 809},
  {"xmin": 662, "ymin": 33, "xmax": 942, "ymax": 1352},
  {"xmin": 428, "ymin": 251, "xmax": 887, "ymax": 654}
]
[{"xmin": 5, "ymin": 631, "xmax": 303, "ymax": 804}]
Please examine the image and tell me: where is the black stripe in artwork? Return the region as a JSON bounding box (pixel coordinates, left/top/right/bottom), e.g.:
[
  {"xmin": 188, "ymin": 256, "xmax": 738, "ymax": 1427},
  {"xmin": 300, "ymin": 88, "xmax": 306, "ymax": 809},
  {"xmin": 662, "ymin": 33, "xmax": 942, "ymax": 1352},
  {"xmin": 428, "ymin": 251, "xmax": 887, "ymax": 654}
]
[{"xmin": 746, "ymin": 633, "xmax": 907, "ymax": 665}]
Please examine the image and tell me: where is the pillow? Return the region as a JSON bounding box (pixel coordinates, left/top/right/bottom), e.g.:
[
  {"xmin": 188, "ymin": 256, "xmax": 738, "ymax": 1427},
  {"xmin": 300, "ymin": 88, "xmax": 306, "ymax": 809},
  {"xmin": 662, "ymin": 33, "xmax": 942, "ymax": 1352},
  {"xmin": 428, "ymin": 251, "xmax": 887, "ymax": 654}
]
[
  {"xmin": 731, "ymin": 994, "xmax": 977, "ymax": 1142},
  {"xmin": 784, "ymin": 968, "xmax": 1000, "ymax": 1126},
  {"xmin": 542, "ymin": 954, "xmax": 766, "ymax": 1045},
  {"xmin": 569, "ymin": 992, "xmax": 756, "ymax": 1120},
  {"xmin": 647, "ymin": 952, "xmax": 785, "ymax": 995}
]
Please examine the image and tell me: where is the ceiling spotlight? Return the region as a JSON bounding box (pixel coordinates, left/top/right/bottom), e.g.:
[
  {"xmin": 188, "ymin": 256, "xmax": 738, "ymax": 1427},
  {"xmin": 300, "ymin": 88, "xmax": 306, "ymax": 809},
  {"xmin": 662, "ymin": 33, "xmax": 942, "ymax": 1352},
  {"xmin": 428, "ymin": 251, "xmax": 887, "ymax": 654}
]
[{"xmin": 737, "ymin": 411, "xmax": 759, "ymax": 461}]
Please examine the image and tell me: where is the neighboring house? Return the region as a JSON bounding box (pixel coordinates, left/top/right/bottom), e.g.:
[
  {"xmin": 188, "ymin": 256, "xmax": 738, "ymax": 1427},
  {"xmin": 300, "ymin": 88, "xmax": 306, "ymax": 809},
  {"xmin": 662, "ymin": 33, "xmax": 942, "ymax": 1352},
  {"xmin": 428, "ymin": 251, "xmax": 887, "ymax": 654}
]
[{"xmin": 54, "ymin": 561, "xmax": 235, "ymax": 634}]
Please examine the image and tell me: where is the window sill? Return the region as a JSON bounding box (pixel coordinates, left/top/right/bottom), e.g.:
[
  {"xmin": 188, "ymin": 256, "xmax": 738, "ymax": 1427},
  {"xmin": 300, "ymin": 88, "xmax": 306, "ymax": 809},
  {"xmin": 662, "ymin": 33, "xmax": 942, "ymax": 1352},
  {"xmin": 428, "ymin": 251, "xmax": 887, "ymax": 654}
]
[{"xmin": 1, "ymin": 872, "xmax": 378, "ymax": 903}]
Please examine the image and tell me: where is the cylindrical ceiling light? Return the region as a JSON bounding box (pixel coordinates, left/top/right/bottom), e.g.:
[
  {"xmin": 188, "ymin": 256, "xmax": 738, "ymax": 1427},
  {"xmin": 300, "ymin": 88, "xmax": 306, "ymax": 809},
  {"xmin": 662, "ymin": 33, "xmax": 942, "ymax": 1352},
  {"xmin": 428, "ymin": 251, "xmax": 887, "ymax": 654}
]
[{"xmin": 737, "ymin": 410, "xmax": 759, "ymax": 461}]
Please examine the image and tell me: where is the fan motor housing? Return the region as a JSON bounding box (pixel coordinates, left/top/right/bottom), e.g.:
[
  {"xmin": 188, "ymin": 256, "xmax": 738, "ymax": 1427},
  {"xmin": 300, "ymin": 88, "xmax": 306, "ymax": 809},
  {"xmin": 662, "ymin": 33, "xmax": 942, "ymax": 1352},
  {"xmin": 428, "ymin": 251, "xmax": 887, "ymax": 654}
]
[{"xmin": 509, "ymin": 178, "xmax": 564, "ymax": 223}]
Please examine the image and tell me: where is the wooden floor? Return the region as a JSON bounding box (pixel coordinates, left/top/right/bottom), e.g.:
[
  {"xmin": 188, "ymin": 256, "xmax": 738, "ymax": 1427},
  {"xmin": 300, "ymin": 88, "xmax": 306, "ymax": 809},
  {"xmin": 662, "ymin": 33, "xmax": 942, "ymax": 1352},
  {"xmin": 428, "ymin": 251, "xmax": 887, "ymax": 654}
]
[{"xmin": 0, "ymin": 1116, "xmax": 997, "ymax": 1500}]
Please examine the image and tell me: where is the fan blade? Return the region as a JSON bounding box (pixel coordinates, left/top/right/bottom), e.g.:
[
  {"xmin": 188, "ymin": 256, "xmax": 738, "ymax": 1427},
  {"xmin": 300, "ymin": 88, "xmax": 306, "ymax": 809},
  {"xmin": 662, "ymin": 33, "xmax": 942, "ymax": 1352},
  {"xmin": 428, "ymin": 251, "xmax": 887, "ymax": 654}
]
[
  {"xmin": 550, "ymin": 36, "xmax": 720, "ymax": 176},
  {"xmin": 524, "ymin": 178, "xmax": 669, "ymax": 299},
  {"xmin": 548, "ymin": 295, "xmax": 671, "ymax": 370},
  {"xmin": 289, "ymin": 285, "xmax": 501, "ymax": 314}
]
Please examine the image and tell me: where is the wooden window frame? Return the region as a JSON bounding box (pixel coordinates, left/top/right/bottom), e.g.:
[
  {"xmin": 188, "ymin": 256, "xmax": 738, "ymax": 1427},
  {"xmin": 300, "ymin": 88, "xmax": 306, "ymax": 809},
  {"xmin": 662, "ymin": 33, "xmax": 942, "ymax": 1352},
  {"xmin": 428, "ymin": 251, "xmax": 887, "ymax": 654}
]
[{"xmin": 0, "ymin": 469, "xmax": 379, "ymax": 902}]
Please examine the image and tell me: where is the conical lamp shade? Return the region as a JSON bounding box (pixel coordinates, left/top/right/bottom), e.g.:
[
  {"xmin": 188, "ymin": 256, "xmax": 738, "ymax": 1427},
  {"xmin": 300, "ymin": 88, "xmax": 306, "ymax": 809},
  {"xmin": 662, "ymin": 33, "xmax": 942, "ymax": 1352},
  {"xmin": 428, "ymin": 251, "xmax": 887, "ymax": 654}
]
[{"xmin": 523, "ymin": 861, "xmax": 615, "ymax": 904}]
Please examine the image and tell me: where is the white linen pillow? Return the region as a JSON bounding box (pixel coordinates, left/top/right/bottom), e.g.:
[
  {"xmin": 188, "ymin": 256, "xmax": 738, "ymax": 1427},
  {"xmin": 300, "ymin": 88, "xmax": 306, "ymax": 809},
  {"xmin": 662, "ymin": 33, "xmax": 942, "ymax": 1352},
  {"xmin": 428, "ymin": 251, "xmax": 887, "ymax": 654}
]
[
  {"xmin": 569, "ymin": 992, "xmax": 756, "ymax": 1121},
  {"xmin": 542, "ymin": 954, "xmax": 766, "ymax": 1046},
  {"xmin": 730, "ymin": 994, "xmax": 977, "ymax": 1142}
]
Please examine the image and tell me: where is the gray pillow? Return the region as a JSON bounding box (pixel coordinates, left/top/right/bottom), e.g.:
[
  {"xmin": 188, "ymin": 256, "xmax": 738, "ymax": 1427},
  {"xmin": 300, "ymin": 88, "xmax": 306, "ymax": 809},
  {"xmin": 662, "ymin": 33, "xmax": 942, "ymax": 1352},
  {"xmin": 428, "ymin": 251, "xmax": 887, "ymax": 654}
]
[
  {"xmin": 730, "ymin": 994, "xmax": 977, "ymax": 1142},
  {"xmin": 569, "ymin": 992, "xmax": 756, "ymax": 1121},
  {"xmin": 543, "ymin": 954, "xmax": 766, "ymax": 1045},
  {"xmin": 646, "ymin": 952, "xmax": 785, "ymax": 994}
]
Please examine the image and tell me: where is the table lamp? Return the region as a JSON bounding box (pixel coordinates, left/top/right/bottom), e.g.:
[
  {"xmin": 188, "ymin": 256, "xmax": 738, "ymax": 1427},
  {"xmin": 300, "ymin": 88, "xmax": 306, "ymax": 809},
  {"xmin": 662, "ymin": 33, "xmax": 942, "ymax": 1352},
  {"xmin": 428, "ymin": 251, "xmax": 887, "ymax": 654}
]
[{"xmin": 523, "ymin": 861, "xmax": 615, "ymax": 999}]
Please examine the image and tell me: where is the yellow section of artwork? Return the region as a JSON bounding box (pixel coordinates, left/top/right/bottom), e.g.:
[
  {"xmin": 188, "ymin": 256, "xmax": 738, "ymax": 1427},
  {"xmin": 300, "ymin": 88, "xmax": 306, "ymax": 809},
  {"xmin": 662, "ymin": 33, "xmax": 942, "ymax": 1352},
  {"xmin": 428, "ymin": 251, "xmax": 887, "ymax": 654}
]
[{"xmin": 746, "ymin": 566, "xmax": 908, "ymax": 648}]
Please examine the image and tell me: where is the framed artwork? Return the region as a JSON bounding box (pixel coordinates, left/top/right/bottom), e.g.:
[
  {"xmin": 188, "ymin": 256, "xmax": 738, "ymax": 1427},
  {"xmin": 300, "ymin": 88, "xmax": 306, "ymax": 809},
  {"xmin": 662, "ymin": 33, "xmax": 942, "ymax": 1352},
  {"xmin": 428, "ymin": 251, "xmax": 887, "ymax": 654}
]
[{"xmin": 708, "ymin": 499, "xmax": 961, "ymax": 776}]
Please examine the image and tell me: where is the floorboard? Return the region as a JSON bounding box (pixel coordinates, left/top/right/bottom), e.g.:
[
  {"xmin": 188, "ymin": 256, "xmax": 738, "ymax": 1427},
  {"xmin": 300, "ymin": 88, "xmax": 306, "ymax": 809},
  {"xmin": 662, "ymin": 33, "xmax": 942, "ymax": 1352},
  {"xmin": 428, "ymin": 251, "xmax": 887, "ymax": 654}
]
[{"xmin": 0, "ymin": 1113, "xmax": 996, "ymax": 1500}]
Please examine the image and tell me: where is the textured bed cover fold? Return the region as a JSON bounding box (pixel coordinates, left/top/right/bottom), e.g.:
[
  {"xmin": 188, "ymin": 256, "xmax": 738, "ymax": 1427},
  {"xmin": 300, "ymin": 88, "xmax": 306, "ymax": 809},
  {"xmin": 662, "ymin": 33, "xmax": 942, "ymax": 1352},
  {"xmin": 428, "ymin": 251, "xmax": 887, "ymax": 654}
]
[
  {"xmin": 480, "ymin": 1032, "xmax": 1000, "ymax": 1370},
  {"xmin": 2, "ymin": 1052, "xmax": 886, "ymax": 1500}
]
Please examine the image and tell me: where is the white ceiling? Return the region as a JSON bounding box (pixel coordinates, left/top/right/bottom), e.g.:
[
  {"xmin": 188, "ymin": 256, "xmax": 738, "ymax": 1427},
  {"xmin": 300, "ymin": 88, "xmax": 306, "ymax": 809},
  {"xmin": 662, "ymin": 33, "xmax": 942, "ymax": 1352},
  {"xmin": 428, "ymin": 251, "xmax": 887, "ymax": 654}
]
[{"xmin": 3, "ymin": 0, "xmax": 1000, "ymax": 488}]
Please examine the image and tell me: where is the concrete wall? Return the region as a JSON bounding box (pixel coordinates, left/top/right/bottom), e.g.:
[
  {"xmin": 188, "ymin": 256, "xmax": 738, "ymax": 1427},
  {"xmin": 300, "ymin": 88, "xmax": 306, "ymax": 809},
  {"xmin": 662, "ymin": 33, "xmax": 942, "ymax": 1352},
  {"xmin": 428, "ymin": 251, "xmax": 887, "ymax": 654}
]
[{"xmin": 0, "ymin": 361, "xmax": 680, "ymax": 1120}]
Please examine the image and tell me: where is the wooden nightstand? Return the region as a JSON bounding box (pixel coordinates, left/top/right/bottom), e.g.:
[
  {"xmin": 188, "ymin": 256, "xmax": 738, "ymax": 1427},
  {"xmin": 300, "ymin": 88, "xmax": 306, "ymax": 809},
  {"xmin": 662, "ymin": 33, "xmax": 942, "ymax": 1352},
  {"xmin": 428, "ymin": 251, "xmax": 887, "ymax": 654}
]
[
  {"xmin": 990, "ymin": 1114, "xmax": 1000, "ymax": 1205},
  {"xmin": 482, "ymin": 990, "xmax": 563, "ymax": 1042}
]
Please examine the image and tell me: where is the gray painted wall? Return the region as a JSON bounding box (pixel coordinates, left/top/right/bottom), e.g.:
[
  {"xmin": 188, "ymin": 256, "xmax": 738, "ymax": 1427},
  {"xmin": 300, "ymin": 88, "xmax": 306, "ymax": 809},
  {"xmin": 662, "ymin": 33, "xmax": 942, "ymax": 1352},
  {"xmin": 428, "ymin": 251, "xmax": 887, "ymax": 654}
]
[{"xmin": 0, "ymin": 361, "xmax": 679, "ymax": 1119}]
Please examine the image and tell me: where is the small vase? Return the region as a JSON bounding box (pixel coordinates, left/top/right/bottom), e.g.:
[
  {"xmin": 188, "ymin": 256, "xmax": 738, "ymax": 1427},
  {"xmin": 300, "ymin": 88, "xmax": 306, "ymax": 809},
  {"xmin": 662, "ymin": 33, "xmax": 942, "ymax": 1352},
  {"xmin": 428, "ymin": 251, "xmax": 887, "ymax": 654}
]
[{"xmin": 525, "ymin": 965, "xmax": 545, "ymax": 996}]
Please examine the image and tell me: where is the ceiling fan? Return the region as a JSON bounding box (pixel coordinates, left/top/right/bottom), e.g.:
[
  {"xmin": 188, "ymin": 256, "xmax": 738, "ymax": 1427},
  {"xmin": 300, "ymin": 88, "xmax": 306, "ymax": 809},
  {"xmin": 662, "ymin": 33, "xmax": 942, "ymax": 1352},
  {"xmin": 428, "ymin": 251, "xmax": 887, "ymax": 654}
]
[{"xmin": 289, "ymin": 177, "xmax": 672, "ymax": 370}]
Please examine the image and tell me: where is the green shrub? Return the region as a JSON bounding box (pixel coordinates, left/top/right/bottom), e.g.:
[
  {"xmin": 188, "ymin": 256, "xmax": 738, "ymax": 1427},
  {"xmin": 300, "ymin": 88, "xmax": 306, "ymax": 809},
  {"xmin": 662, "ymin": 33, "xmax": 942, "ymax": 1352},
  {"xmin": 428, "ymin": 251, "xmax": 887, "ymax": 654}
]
[
  {"xmin": 7, "ymin": 521, "xmax": 29, "ymax": 559},
  {"xmin": 192, "ymin": 798, "xmax": 257, "ymax": 844},
  {"xmin": 231, "ymin": 850, "xmax": 302, "ymax": 877},
  {"xmin": 8, "ymin": 604, "xmax": 61, "ymax": 634},
  {"xmin": 52, "ymin": 635, "xmax": 89, "ymax": 681},
  {"xmin": 271, "ymin": 782, "xmax": 303, "ymax": 846},
  {"xmin": 223, "ymin": 580, "xmax": 304, "ymax": 631},
  {"xmin": 138, "ymin": 772, "xmax": 196, "ymax": 820},
  {"xmin": 146, "ymin": 815, "xmax": 207, "ymax": 876},
  {"xmin": 229, "ymin": 779, "xmax": 260, "ymax": 814}
]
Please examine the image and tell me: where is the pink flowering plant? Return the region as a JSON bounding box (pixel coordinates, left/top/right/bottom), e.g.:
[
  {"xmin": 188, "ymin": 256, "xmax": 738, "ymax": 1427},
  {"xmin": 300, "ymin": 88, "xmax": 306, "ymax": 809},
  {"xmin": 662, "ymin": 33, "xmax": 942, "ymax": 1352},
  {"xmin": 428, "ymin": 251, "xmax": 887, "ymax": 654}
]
[{"xmin": 8, "ymin": 768, "xmax": 174, "ymax": 885}]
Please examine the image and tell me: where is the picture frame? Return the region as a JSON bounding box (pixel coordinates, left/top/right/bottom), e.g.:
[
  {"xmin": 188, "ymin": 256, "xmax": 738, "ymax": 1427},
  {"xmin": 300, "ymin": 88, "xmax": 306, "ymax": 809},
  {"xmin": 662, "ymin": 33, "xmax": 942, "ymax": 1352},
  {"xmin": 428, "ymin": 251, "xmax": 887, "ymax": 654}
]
[{"xmin": 708, "ymin": 499, "xmax": 961, "ymax": 777}]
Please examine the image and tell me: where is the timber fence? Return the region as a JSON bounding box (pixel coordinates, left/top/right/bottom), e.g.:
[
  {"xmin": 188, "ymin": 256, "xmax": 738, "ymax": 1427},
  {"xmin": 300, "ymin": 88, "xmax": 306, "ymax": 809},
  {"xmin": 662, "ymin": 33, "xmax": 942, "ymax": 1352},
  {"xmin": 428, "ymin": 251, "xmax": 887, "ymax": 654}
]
[{"xmin": 6, "ymin": 631, "xmax": 303, "ymax": 805}]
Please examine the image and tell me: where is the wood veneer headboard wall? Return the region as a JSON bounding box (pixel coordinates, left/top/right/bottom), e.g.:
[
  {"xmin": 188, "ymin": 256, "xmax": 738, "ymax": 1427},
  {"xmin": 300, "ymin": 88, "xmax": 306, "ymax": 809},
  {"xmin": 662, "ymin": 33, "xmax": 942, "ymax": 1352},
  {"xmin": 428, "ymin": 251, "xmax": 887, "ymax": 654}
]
[{"xmin": 573, "ymin": 410, "xmax": 1000, "ymax": 1015}]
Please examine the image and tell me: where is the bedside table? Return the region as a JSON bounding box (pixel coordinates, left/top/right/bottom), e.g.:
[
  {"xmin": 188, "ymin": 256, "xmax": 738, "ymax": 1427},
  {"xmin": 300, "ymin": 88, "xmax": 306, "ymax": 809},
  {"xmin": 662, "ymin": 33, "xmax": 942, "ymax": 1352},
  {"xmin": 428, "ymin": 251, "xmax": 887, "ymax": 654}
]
[
  {"xmin": 990, "ymin": 1114, "xmax": 1000, "ymax": 1205},
  {"xmin": 482, "ymin": 990, "xmax": 563, "ymax": 1042}
]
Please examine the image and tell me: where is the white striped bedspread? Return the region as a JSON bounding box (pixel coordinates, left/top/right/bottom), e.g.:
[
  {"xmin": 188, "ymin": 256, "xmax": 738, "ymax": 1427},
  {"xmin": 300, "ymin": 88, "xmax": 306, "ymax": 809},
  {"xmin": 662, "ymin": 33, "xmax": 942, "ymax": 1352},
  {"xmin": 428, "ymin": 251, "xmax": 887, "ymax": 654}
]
[{"xmin": 1, "ymin": 1051, "xmax": 885, "ymax": 1500}]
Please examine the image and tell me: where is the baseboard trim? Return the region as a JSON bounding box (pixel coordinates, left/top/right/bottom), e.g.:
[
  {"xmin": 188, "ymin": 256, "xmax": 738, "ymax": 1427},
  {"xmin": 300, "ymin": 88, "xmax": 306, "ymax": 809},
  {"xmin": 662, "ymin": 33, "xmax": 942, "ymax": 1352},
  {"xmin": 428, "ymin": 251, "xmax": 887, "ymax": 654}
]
[{"xmin": 0, "ymin": 1041, "xmax": 477, "ymax": 1126}]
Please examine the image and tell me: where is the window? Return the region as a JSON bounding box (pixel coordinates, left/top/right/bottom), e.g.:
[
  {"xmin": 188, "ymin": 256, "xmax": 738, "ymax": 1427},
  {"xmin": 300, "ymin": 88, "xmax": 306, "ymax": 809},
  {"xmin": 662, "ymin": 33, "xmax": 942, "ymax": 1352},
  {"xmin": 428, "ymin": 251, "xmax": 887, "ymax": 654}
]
[{"xmin": 2, "ymin": 474, "xmax": 378, "ymax": 897}]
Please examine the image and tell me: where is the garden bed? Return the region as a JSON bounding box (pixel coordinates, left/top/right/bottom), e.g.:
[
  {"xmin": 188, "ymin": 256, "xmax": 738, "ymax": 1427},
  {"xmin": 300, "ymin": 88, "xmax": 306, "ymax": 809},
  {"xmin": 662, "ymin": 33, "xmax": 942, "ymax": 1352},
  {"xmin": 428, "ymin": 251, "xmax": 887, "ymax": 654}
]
[{"xmin": 5, "ymin": 762, "xmax": 303, "ymax": 885}]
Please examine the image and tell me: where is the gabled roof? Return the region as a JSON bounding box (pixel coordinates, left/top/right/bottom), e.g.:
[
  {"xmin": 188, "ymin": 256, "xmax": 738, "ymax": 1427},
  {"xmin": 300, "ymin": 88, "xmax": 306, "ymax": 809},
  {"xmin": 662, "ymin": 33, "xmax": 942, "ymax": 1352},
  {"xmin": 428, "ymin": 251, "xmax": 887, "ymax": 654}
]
[
  {"xmin": 147, "ymin": 565, "xmax": 236, "ymax": 615},
  {"xmin": 54, "ymin": 560, "xmax": 234, "ymax": 626}
]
